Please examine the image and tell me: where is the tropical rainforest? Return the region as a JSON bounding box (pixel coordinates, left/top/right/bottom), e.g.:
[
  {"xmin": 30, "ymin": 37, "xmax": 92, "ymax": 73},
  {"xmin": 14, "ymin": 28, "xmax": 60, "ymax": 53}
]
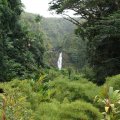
[{"xmin": 0, "ymin": 0, "xmax": 120, "ymax": 120}]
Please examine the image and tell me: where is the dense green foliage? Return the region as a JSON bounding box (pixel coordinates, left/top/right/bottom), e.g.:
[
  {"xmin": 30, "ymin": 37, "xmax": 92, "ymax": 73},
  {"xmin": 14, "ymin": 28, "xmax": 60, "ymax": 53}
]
[
  {"xmin": 50, "ymin": 0, "xmax": 120, "ymax": 84},
  {"xmin": 21, "ymin": 12, "xmax": 87, "ymax": 70},
  {"xmin": 96, "ymin": 87, "xmax": 120, "ymax": 120},
  {"xmin": 105, "ymin": 74, "xmax": 120, "ymax": 90},
  {"xmin": 0, "ymin": 0, "xmax": 44, "ymax": 81},
  {"xmin": 63, "ymin": 34, "xmax": 87, "ymax": 70},
  {"xmin": 41, "ymin": 17, "xmax": 76, "ymax": 47},
  {"xmin": 0, "ymin": 70, "xmax": 103, "ymax": 120},
  {"xmin": 0, "ymin": 70, "xmax": 120, "ymax": 119},
  {"xmin": 86, "ymin": 11, "xmax": 120, "ymax": 84},
  {"xmin": 21, "ymin": 13, "xmax": 76, "ymax": 47},
  {"xmin": 0, "ymin": 0, "xmax": 120, "ymax": 119}
]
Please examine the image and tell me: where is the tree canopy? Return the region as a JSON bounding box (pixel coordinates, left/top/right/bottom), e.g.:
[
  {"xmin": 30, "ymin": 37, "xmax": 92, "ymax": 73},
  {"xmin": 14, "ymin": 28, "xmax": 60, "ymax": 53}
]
[
  {"xmin": 0, "ymin": 0, "xmax": 44, "ymax": 81},
  {"xmin": 50, "ymin": 0, "xmax": 120, "ymax": 84}
]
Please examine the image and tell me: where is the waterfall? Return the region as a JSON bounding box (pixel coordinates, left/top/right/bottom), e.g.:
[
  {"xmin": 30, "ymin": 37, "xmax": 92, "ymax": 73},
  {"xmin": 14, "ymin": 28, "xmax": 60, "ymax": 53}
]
[{"xmin": 57, "ymin": 52, "xmax": 62, "ymax": 70}]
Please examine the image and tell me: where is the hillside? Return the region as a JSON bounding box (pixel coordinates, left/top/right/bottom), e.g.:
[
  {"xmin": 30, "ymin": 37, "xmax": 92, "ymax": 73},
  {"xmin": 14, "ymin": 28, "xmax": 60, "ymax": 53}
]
[
  {"xmin": 21, "ymin": 12, "xmax": 76, "ymax": 47},
  {"xmin": 20, "ymin": 12, "xmax": 87, "ymax": 69}
]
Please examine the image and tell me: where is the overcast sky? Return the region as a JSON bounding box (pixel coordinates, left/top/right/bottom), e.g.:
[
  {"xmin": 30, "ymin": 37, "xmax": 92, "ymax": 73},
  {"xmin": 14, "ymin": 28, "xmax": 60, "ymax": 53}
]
[
  {"xmin": 21, "ymin": 0, "xmax": 76, "ymax": 17},
  {"xmin": 21, "ymin": 0, "xmax": 62, "ymax": 17}
]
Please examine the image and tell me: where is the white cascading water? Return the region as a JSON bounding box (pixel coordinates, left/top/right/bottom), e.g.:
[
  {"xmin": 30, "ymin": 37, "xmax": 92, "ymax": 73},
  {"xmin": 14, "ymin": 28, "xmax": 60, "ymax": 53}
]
[{"xmin": 57, "ymin": 52, "xmax": 62, "ymax": 70}]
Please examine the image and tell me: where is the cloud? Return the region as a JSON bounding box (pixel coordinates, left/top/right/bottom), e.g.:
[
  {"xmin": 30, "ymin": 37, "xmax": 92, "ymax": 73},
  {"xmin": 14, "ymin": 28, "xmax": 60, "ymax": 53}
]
[{"xmin": 21, "ymin": 0, "xmax": 61, "ymax": 17}]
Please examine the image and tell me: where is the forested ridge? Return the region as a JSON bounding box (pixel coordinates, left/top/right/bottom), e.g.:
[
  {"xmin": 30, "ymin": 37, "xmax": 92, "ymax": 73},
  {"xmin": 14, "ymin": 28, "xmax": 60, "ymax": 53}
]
[
  {"xmin": 0, "ymin": 0, "xmax": 120, "ymax": 120},
  {"xmin": 21, "ymin": 12, "xmax": 87, "ymax": 69},
  {"xmin": 21, "ymin": 12, "xmax": 76, "ymax": 48}
]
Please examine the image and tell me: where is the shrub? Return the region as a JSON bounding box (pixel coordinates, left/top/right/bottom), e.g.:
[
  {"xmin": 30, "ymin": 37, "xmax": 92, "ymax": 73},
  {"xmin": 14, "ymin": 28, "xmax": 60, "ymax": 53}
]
[
  {"xmin": 105, "ymin": 74, "xmax": 120, "ymax": 90},
  {"xmin": 0, "ymin": 81, "xmax": 34, "ymax": 120},
  {"xmin": 35, "ymin": 100, "xmax": 102, "ymax": 120},
  {"xmin": 95, "ymin": 87, "xmax": 120, "ymax": 120},
  {"xmin": 47, "ymin": 76, "xmax": 99, "ymax": 102}
]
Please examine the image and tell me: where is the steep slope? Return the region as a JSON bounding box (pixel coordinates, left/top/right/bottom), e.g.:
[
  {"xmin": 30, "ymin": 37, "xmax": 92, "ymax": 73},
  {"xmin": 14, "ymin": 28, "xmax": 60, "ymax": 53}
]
[{"xmin": 21, "ymin": 12, "xmax": 76, "ymax": 47}]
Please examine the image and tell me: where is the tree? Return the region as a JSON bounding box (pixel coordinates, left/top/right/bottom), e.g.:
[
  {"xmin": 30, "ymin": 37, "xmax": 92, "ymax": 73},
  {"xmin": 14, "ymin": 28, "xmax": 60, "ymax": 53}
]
[
  {"xmin": 63, "ymin": 34, "xmax": 87, "ymax": 70},
  {"xmin": 0, "ymin": 0, "xmax": 24, "ymax": 81},
  {"xmin": 0, "ymin": 0, "xmax": 45, "ymax": 81},
  {"xmin": 50, "ymin": 0, "xmax": 120, "ymax": 84},
  {"xmin": 86, "ymin": 11, "xmax": 120, "ymax": 84}
]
